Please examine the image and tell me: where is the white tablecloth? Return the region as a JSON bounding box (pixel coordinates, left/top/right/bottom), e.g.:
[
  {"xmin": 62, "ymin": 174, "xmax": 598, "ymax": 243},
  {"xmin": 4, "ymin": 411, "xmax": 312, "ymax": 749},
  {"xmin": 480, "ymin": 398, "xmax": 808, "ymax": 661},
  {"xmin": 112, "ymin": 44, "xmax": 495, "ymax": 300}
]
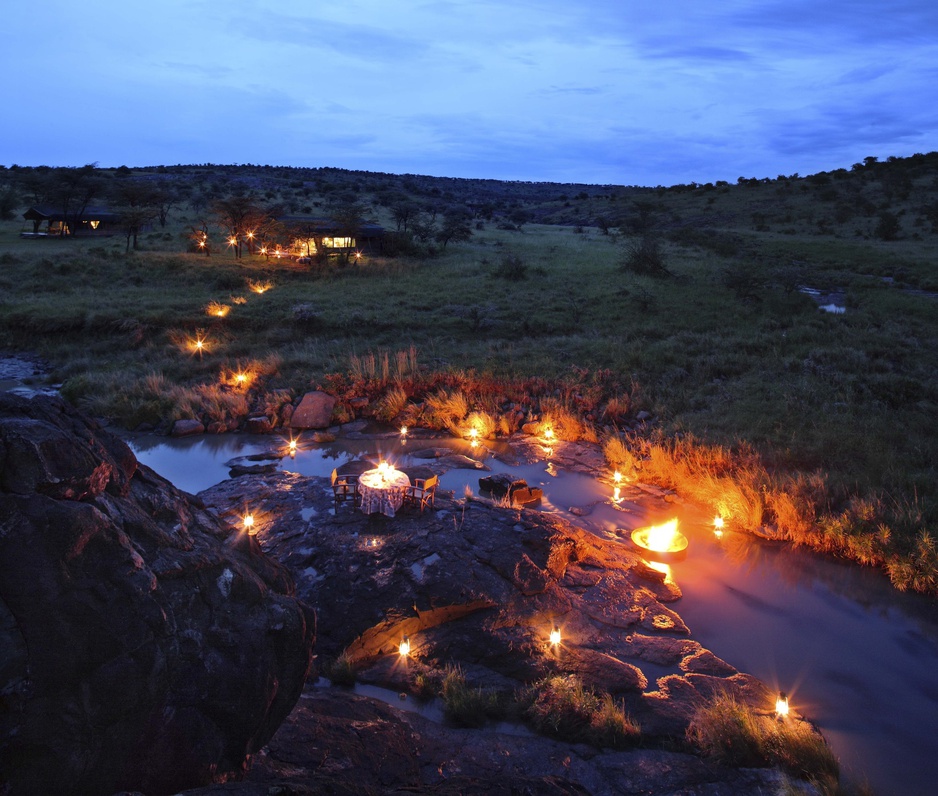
[{"xmin": 358, "ymin": 468, "xmax": 410, "ymax": 517}]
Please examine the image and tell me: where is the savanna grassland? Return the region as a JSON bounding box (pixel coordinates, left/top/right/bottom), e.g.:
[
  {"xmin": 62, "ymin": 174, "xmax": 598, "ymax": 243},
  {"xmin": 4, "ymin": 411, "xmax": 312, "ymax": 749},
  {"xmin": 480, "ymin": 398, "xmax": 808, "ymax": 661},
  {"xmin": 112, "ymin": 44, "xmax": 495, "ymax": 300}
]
[{"xmin": 0, "ymin": 155, "xmax": 936, "ymax": 591}]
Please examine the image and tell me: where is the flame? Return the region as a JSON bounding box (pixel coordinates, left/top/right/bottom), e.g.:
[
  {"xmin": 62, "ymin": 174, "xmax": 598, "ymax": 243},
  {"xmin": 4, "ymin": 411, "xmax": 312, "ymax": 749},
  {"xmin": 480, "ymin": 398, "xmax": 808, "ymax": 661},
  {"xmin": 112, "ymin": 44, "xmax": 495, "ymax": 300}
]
[
  {"xmin": 549, "ymin": 626, "xmax": 561, "ymax": 646},
  {"xmin": 543, "ymin": 427, "xmax": 555, "ymax": 441},
  {"xmin": 647, "ymin": 560, "xmax": 672, "ymax": 582},
  {"xmin": 613, "ymin": 470, "xmax": 622, "ymax": 484},
  {"xmin": 644, "ymin": 518, "xmax": 681, "ymax": 551},
  {"xmin": 243, "ymin": 513, "xmax": 255, "ymax": 533},
  {"xmin": 399, "ymin": 636, "xmax": 411, "ymax": 656}
]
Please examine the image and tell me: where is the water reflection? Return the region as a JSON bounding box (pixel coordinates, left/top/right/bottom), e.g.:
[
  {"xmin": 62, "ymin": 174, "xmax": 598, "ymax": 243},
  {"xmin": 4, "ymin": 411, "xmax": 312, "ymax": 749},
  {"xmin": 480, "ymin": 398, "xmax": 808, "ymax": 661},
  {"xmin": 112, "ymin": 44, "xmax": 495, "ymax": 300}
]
[{"xmin": 127, "ymin": 431, "xmax": 938, "ymax": 796}]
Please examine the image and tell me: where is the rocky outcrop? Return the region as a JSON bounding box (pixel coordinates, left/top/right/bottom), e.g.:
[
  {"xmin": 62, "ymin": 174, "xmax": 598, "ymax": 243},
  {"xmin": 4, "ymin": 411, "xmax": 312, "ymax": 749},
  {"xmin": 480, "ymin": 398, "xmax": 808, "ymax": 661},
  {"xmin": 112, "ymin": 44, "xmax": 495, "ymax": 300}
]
[
  {"xmin": 0, "ymin": 394, "xmax": 315, "ymax": 796},
  {"xmin": 200, "ymin": 470, "xmax": 769, "ymax": 740},
  {"xmin": 196, "ymin": 465, "xmax": 796, "ymax": 794}
]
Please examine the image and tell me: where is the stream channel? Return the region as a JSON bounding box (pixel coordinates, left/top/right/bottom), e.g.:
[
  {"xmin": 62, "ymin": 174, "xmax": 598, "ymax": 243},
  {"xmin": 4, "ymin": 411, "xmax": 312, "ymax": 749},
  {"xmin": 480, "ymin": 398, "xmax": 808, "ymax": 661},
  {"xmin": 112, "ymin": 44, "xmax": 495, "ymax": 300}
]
[{"xmin": 125, "ymin": 429, "xmax": 938, "ymax": 796}]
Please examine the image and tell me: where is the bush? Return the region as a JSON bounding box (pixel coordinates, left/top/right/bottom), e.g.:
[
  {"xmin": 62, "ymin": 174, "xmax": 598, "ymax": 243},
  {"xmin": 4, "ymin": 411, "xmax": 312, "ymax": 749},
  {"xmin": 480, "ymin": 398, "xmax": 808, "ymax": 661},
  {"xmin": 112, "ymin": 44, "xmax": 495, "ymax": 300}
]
[
  {"xmin": 492, "ymin": 253, "xmax": 528, "ymax": 281},
  {"xmin": 687, "ymin": 691, "xmax": 839, "ymax": 794},
  {"xmin": 620, "ymin": 236, "xmax": 672, "ymax": 278},
  {"xmin": 522, "ymin": 674, "xmax": 640, "ymax": 749},
  {"xmin": 323, "ymin": 654, "xmax": 356, "ymax": 686},
  {"xmin": 440, "ymin": 666, "xmax": 504, "ymax": 727}
]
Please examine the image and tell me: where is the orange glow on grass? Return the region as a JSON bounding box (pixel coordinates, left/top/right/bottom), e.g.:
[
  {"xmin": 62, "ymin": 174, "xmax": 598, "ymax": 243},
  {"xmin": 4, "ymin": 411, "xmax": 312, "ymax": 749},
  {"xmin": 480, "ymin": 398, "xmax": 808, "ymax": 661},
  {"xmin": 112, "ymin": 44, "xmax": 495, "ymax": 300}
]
[
  {"xmin": 206, "ymin": 302, "xmax": 229, "ymax": 318},
  {"xmin": 249, "ymin": 279, "xmax": 273, "ymax": 294}
]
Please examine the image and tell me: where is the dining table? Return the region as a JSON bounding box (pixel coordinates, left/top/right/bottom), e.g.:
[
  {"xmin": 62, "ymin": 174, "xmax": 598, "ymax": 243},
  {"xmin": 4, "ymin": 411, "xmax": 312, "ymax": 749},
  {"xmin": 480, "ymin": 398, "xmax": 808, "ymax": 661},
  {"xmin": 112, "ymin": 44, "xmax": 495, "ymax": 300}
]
[{"xmin": 358, "ymin": 467, "xmax": 411, "ymax": 517}]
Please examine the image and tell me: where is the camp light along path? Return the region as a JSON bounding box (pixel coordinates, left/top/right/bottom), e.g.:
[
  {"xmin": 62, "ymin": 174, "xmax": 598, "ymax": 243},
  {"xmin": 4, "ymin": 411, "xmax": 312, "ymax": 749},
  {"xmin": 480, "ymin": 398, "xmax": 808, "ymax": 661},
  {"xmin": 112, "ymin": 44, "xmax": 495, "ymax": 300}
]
[{"xmin": 128, "ymin": 428, "xmax": 938, "ymax": 796}]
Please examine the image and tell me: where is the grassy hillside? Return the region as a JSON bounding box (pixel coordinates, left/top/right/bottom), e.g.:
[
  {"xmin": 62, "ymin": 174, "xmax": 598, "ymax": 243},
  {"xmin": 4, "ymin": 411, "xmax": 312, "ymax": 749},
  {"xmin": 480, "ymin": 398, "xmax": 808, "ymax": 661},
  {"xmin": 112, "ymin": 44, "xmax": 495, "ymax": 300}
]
[{"xmin": 0, "ymin": 155, "xmax": 935, "ymax": 590}]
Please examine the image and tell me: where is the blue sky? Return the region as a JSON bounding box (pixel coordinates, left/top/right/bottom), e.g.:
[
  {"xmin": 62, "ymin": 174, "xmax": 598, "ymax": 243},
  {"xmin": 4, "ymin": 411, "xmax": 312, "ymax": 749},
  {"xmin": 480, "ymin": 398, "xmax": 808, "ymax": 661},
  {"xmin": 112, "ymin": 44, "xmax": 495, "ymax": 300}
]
[{"xmin": 3, "ymin": 0, "xmax": 936, "ymax": 185}]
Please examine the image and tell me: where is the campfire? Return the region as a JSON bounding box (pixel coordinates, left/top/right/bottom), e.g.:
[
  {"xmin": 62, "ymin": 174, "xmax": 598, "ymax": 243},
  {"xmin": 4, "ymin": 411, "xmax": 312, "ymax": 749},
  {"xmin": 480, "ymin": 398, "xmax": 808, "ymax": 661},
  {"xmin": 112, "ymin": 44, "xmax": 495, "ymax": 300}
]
[{"xmin": 631, "ymin": 518, "xmax": 688, "ymax": 557}]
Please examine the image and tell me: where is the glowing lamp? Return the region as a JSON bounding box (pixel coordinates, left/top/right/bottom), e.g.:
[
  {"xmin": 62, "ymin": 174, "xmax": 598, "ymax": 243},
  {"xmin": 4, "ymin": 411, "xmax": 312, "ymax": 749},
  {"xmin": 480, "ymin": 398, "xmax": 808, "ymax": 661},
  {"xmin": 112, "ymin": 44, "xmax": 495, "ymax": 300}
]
[
  {"xmin": 549, "ymin": 626, "xmax": 561, "ymax": 646},
  {"xmin": 469, "ymin": 427, "xmax": 479, "ymax": 445},
  {"xmin": 400, "ymin": 425, "xmax": 408, "ymax": 438},
  {"xmin": 236, "ymin": 372, "xmax": 247, "ymax": 385},
  {"xmin": 288, "ymin": 438, "xmax": 298, "ymax": 456},
  {"xmin": 613, "ymin": 470, "xmax": 622, "ymax": 484},
  {"xmin": 399, "ymin": 636, "xmax": 411, "ymax": 657},
  {"xmin": 544, "ymin": 427, "xmax": 555, "ymax": 442},
  {"xmin": 243, "ymin": 513, "xmax": 256, "ymax": 534},
  {"xmin": 775, "ymin": 691, "xmax": 789, "ymax": 718},
  {"xmin": 713, "ymin": 516, "xmax": 725, "ymax": 539}
]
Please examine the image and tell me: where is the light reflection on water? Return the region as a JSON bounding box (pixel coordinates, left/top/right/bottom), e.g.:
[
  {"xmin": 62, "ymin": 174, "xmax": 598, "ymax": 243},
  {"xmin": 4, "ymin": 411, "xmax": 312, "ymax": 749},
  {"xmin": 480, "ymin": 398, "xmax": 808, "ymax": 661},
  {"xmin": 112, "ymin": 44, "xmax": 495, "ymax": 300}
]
[{"xmin": 127, "ymin": 431, "xmax": 938, "ymax": 796}]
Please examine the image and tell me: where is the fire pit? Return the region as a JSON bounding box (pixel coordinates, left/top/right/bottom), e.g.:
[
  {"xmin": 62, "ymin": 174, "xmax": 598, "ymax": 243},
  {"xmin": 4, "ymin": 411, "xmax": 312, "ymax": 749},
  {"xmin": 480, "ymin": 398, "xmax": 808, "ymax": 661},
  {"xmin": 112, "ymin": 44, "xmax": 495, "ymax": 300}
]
[{"xmin": 630, "ymin": 518, "xmax": 688, "ymax": 559}]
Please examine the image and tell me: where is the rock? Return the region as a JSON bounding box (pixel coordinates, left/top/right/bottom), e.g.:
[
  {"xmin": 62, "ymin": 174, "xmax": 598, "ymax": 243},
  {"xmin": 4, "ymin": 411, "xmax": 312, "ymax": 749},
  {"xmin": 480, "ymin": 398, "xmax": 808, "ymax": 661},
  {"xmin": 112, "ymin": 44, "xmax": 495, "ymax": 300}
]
[
  {"xmin": 172, "ymin": 418, "xmax": 205, "ymax": 437},
  {"xmin": 511, "ymin": 486, "xmax": 543, "ymax": 506},
  {"xmin": 0, "ymin": 394, "xmax": 315, "ymax": 795},
  {"xmin": 311, "ymin": 431, "xmax": 336, "ymax": 443},
  {"xmin": 0, "ymin": 395, "xmax": 136, "ymax": 501},
  {"xmin": 478, "ymin": 473, "xmax": 521, "ymax": 497},
  {"xmin": 246, "ymin": 415, "xmax": 272, "ymax": 434},
  {"xmin": 478, "ymin": 475, "xmax": 542, "ymax": 505},
  {"xmin": 290, "ymin": 391, "xmax": 336, "ymax": 429}
]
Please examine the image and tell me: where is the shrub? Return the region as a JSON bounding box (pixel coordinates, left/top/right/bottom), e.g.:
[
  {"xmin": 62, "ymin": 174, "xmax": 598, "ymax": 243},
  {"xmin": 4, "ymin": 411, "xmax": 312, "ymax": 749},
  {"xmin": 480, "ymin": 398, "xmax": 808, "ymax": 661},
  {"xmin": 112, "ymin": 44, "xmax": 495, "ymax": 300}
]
[
  {"xmin": 440, "ymin": 666, "xmax": 504, "ymax": 727},
  {"xmin": 687, "ymin": 691, "xmax": 839, "ymax": 794},
  {"xmin": 492, "ymin": 253, "xmax": 528, "ymax": 281},
  {"xmin": 620, "ymin": 236, "xmax": 672, "ymax": 277},
  {"xmin": 374, "ymin": 386, "xmax": 409, "ymax": 422},
  {"xmin": 324, "ymin": 654, "xmax": 356, "ymax": 686},
  {"xmin": 522, "ymin": 674, "xmax": 639, "ymax": 749},
  {"xmin": 424, "ymin": 389, "xmax": 469, "ymax": 432}
]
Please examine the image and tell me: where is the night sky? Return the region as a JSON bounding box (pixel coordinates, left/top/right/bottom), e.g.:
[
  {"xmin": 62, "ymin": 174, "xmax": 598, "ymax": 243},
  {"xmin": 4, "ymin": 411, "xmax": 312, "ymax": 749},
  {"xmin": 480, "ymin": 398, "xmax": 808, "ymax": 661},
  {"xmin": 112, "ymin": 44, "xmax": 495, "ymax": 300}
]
[{"xmin": 4, "ymin": 0, "xmax": 936, "ymax": 185}]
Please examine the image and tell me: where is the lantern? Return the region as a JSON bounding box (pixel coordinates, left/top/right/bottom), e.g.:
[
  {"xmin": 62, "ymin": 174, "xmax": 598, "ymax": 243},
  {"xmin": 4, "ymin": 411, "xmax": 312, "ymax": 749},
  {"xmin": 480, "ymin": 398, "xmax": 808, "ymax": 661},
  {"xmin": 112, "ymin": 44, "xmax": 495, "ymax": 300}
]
[
  {"xmin": 775, "ymin": 691, "xmax": 789, "ymax": 718},
  {"xmin": 549, "ymin": 626, "xmax": 561, "ymax": 646},
  {"xmin": 399, "ymin": 636, "xmax": 411, "ymax": 657},
  {"xmin": 243, "ymin": 513, "xmax": 256, "ymax": 534}
]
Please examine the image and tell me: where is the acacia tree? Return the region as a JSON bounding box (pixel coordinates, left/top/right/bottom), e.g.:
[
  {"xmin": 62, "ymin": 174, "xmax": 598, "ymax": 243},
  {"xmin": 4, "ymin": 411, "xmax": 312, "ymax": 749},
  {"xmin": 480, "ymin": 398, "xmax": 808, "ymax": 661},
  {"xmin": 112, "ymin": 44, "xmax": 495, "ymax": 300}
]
[
  {"xmin": 110, "ymin": 178, "xmax": 160, "ymax": 251},
  {"xmin": 213, "ymin": 193, "xmax": 263, "ymax": 258},
  {"xmin": 47, "ymin": 165, "xmax": 104, "ymax": 236},
  {"xmin": 330, "ymin": 199, "xmax": 370, "ymax": 263},
  {"xmin": 435, "ymin": 211, "xmax": 473, "ymax": 250}
]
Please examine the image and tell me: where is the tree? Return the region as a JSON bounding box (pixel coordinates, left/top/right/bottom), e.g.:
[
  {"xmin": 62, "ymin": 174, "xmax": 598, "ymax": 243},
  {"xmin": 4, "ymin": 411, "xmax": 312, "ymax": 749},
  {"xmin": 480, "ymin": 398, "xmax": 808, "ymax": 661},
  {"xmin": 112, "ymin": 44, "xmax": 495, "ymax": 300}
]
[
  {"xmin": 213, "ymin": 193, "xmax": 264, "ymax": 258},
  {"xmin": 874, "ymin": 211, "xmax": 901, "ymax": 241},
  {"xmin": 46, "ymin": 165, "xmax": 104, "ymax": 236},
  {"xmin": 435, "ymin": 211, "xmax": 473, "ymax": 250},
  {"xmin": 330, "ymin": 199, "xmax": 370, "ymax": 263}
]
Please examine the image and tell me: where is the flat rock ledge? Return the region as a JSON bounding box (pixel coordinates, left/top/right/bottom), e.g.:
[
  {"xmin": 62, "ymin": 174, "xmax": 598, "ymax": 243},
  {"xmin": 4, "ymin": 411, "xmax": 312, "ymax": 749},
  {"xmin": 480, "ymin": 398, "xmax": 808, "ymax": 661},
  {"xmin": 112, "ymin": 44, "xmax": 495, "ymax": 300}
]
[{"xmin": 198, "ymin": 470, "xmax": 803, "ymax": 795}]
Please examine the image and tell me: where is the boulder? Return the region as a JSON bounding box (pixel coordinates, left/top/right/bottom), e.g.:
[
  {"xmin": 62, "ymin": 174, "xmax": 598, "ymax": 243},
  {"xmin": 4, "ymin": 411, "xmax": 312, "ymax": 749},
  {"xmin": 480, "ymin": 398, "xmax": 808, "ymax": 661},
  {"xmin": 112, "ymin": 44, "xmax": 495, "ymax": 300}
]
[
  {"xmin": 478, "ymin": 474, "xmax": 542, "ymax": 505},
  {"xmin": 245, "ymin": 415, "xmax": 272, "ymax": 434},
  {"xmin": 290, "ymin": 391, "xmax": 336, "ymax": 429},
  {"xmin": 171, "ymin": 418, "xmax": 205, "ymax": 437},
  {"xmin": 0, "ymin": 394, "xmax": 315, "ymax": 796}
]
